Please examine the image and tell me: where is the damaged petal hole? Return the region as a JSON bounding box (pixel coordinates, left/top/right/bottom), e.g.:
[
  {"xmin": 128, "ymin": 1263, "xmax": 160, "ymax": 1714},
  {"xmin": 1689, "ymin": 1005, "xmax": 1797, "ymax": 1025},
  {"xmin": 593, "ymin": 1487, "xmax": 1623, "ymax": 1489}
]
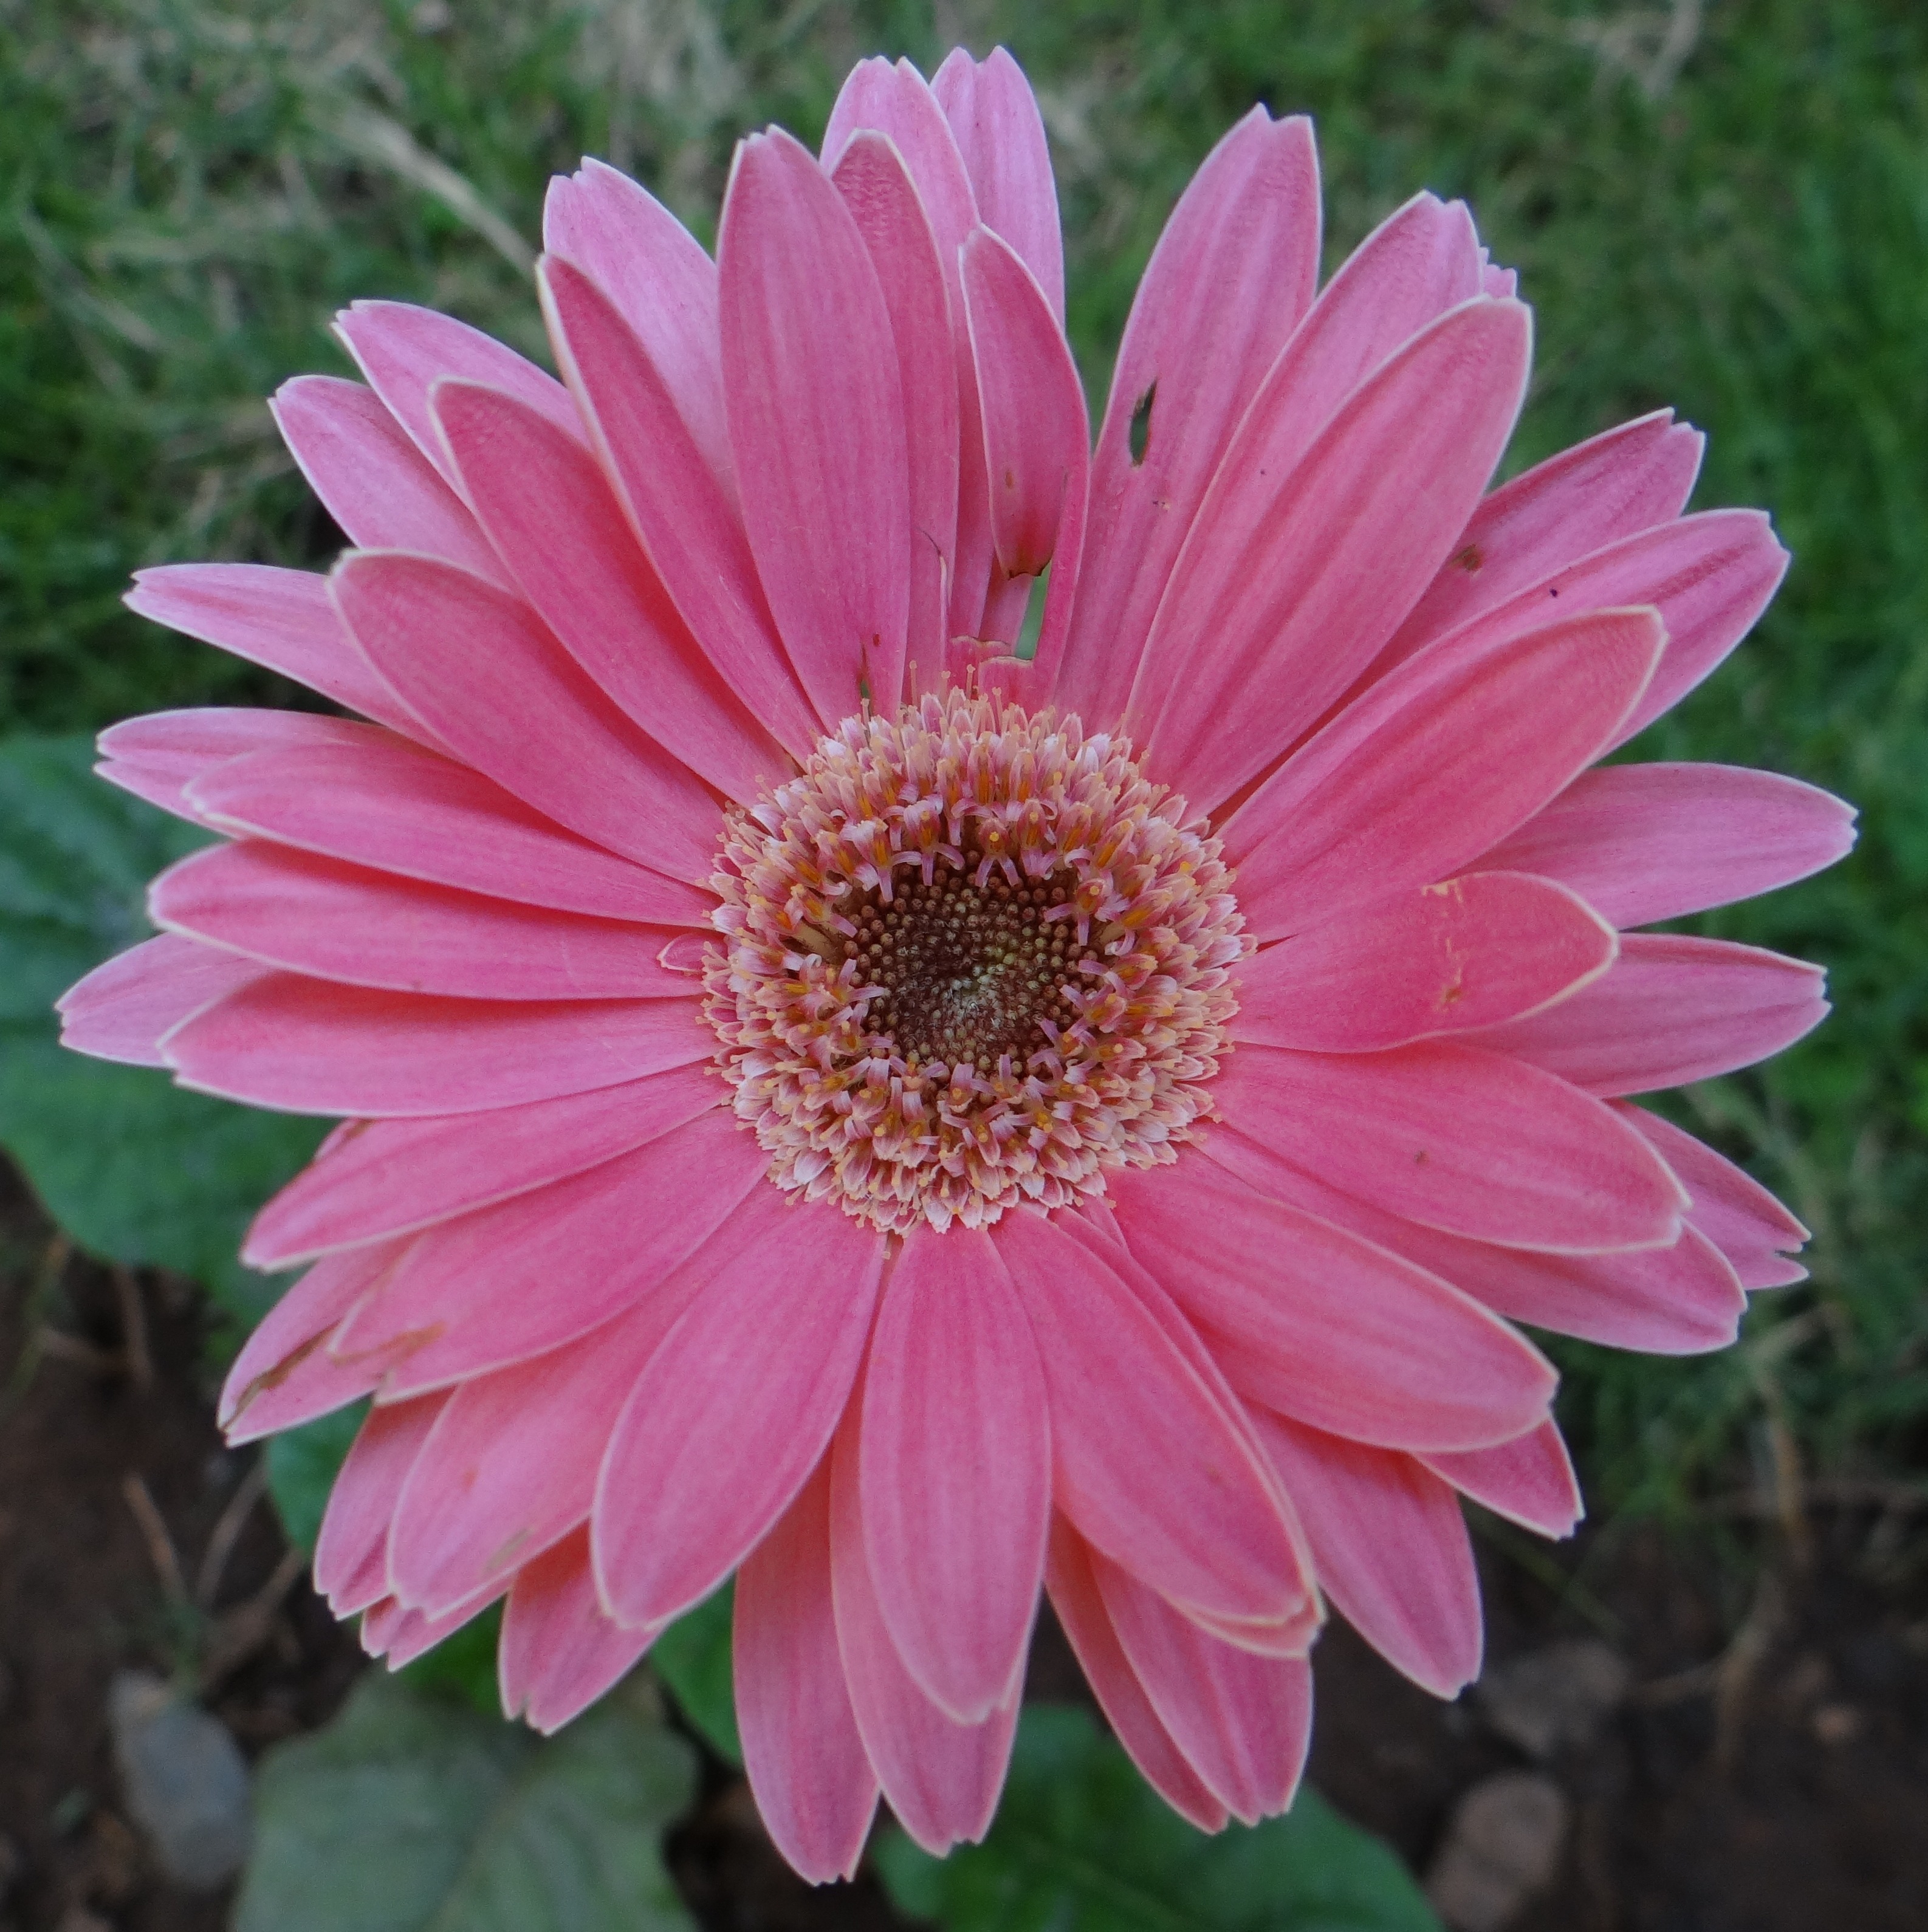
[{"xmin": 1129, "ymin": 380, "xmax": 1157, "ymax": 467}]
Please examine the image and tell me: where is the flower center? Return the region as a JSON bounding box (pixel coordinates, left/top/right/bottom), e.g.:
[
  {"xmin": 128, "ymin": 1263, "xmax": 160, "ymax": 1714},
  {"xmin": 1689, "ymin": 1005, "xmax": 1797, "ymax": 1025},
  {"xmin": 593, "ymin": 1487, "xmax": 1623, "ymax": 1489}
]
[
  {"xmin": 848, "ymin": 860, "xmax": 1077, "ymax": 1071},
  {"xmin": 707, "ymin": 690, "xmax": 1247, "ymax": 1234}
]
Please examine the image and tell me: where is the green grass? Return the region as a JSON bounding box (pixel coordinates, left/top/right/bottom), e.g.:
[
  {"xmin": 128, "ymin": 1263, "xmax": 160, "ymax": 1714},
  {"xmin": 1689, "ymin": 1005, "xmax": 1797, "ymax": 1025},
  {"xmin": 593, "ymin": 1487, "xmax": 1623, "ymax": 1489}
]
[{"xmin": 4, "ymin": 0, "xmax": 1926, "ymax": 1519}]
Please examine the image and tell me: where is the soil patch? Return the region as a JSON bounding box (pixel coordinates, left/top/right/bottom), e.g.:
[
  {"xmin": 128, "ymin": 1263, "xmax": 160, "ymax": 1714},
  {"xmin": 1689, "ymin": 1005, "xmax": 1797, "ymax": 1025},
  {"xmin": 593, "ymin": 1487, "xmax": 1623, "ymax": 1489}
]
[
  {"xmin": 0, "ymin": 1164, "xmax": 360, "ymax": 1932},
  {"xmin": 1310, "ymin": 1523, "xmax": 1928, "ymax": 1931}
]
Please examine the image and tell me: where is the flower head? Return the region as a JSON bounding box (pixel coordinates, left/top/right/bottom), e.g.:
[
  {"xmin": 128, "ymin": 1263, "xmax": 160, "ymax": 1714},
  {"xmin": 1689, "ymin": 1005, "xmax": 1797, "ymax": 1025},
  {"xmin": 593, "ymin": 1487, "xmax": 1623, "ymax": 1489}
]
[
  {"xmin": 711, "ymin": 688, "xmax": 1244, "ymax": 1233},
  {"xmin": 60, "ymin": 46, "xmax": 1853, "ymax": 1879}
]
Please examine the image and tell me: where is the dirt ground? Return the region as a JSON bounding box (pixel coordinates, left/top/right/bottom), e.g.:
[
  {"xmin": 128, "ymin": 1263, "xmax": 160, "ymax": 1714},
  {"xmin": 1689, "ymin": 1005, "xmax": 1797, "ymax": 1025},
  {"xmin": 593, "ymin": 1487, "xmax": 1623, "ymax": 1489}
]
[{"xmin": 2, "ymin": 1158, "xmax": 1924, "ymax": 1932}]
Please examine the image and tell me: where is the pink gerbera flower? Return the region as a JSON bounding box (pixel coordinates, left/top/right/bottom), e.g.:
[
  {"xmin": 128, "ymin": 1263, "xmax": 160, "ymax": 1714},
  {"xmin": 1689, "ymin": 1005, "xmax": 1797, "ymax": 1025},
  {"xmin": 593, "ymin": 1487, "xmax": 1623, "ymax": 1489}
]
[{"xmin": 60, "ymin": 47, "xmax": 1852, "ymax": 1879}]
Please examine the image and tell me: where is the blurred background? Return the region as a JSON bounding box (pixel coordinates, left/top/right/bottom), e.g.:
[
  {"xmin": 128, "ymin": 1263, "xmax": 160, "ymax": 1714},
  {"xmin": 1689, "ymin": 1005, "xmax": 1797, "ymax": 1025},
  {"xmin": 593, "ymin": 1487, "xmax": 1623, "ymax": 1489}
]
[{"xmin": 1, "ymin": 2, "xmax": 1924, "ymax": 1929}]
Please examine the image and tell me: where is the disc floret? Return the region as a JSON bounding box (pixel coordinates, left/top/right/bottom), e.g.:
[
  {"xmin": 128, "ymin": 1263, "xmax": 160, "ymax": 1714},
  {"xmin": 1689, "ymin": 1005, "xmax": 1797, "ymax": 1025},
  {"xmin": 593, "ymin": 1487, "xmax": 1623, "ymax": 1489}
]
[{"xmin": 707, "ymin": 690, "xmax": 1247, "ymax": 1233}]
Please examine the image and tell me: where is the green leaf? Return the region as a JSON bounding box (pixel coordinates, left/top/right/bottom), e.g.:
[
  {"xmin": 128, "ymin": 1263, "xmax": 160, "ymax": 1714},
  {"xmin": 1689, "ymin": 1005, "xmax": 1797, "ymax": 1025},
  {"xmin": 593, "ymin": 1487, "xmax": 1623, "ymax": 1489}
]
[
  {"xmin": 0, "ymin": 735, "xmax": 324, "ymax": 1326},
  {"xmin": 235, "ymin": 1672, "xmax": 699, "ymax": 1932},
  {"xmin": 649, "ymin": 1580, "xmax": 740, "ymax": 1763},
  {"xmin": 873, "ymin": 1705, "xmax": 1441, "ymax": 1932}
]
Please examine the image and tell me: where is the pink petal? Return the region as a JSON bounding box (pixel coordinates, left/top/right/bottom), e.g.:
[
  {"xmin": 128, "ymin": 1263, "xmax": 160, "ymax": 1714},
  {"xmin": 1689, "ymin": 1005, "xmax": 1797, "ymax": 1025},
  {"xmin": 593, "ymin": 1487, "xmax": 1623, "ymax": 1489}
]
[
  {"xmin": 1478, "ymin": 762, "xmax": 1857, "ymax": 930},
  {"xmin": 329, "ymin": 552, "xmax": 721, "ymax": 886},
  {"xmin": 222, "ymin": 1245, "xmax": 415, "ymax": 1445},
  {"xmin": 1105, "ymin": 187, "xmax": 1480, "ymax": 745},
  {"xmin": 333, "ymin": 300, "xmax": 583, "ymax": 487},
  {"xmin": 958, "ymin": 231, "xmax": 1089, "ymax": 701},
  {"xmin": 388, "ymin": 1290, "xmax": 703, "ymax": 1614},
  {"xmin": 822, "ymin": 58, "xmax": 977, "ymax": 247},
  {"xmin": 244, "ymin": 1067, "xmax": 718, "ymax": 1267},
  {"xmin": 1057, "ymin": 108, "xmax": 1320, "ymax": 727},
  {"xmin": 270, "ymin": 375, "xmax": 509, "ymax": 584},
  {"xmin": 186, "ymin": 733, "xmax": 713, "ymax": 927},
  {"xmin": 99, "ymin": 708, "xmax": 377, "ymax": 828},
  {"xmin": 313, "ymin": 1391, "xmax": 448, "ymax": 1611},
  {"xmin": 1205, "ymin": 1041, "xmax": 1687, "ymax": 1253},
  {"xmin": 431, "ymin": 377, "xmax": 786, "ymax": 805},
  {"xmin": 1247, "ymin": 191, "xmax": 1484, "ymax": 475},
  {"xmin": 992, "ymin": 1210, "xmax": 1303, "ymax": 1625},
  {"xmin": 541, "ymin": 160, "xmax": 733, "ymax": 494},
  {"xmin": 829, "ymin": 1396, "xmax": 1017, "ymax": 1855},
  {"xmin": 224, "ymin": 1333, "xmax": 407, "ymax": 1448},
  {"xmin": 98, "ymin": 708, "xmax": 343, "ymax": 765},
  {"xmin": 860, "ymin": 1227, "xmax": 1048, "ymax": 1723},
  {"xmin": 1467, "ymin": 933, "xmax": 1828, "ymax": 1096},
  {"xmin": 1134, "ymin": 297, "xmax": 1532, "ymax": 812},
  {"xmin": 501, "ymin": 1527, "xmax": 657, "ymax": 1733},
  {"xmin": 1227, "ymin": 605, "xmax": 1665, "ymax": 940},
  {"xmin": 973, "ymin": 561, "xmax": 1035, "ymax": 656},
  {"xmin": 735, "ymin": 1458, "xmax": 880, "ymax": 1883},
  {"xmin": 1089, "ymin": 1547, "xmax": 1312, "ymax": 1825},
  {"xmin": 1611, "ymin": 518, "xmax": 1791, "ymax": 741},
  {"xmin": 538, "ymin": 255, "xmax": 821, "ymax": 759},
  {"xmin": 124, "ymin": 565, "xmax": 438, "ymax": 748},
  {"xmin": 818, "ymin": 60, "xmax": 989, "ymax": 656},
  {"xmin": 1369, "ymin": 510, "xmax": 1788, "ymax": 738},
  {"xmin": 338, "ymin": 1110, "xmax": 763, "ymax": 1395},
  {"xmin": 150, "ymin": 841, "xmax": 690, "ymax": 1003},
  {"xmin": 94, "ymin": 753, "xmax": 222, "ymax": 830},
  {"xmin": 357, "ymin": 1595, "xmax": 409, "ymax": 1658},
  {"xmin": 1195, "ymin": 1126, "xmax": 1747, "ymax": 1355},
  {"xmin": 719, "ymin": 128, "xmax": 911, "ymax": 721},
  {"xmin": 365, "ymin": 1577, "xmax": 508, "ymax": 1669},
  {"xmin": 1420, "ymin": 1421, "xmax": 1583, "ymax": 1540},
  {"xmin": 58, "ymin": 933, "xmax": 273, "ymax": 1069},
  {"xmin": 931, "ymin": 49, "xmax": 1064, "ymax": 321},
  {"xmin": 594, "ymin": 1196, "xmax": 885, "ymax": 1628},
  {"xmin": 1618, "ymin": 1105, "xmax": 1810, "ymax": 1289},
  {"xmin": 1253, "ymin": 1413, "xmax": 1482, "ymax": 1697},
  {"xmin": 163, "ymin": 974, "xmax": 710, "ymax": 1116},
  {"xmin": 1233, "ymin": 872, "xmax": 1617, "ymax": 1053},
  {"xmin": 1128, "ymin": 186, "xmax": 1491, "ymax": 711},
  {"xmin": 1384, "ymin": 410, "xmax": 1704, "ymax": 661},
  {"xmin": 1043, "ymin": 1518, "xmax": 1229, "ymax": 1832},
  {"xmin": 219, "ymin": 1239, "xmax": 404, "ymax": 1435},
  {"xmin": 832, "ymin": 131, "xmax": 962, "ymax": 675},
  {"xmin": 818, "ymin": 72, "xmax": 980, "ymax": 368},
  {"xmin": 1110, "ymin": 1159, "xmax": 1554, "ymax": 1451},
  {"xmin": 1181, "ymin": 1601, "xmax": 1325, "ymax": 1662},
  {"xmin": 1053, "ymin": 1210, "xmax": 1324, "ymax": 1624},
  {"xmin": 1430, "ymin": 1225, "xmax": 1746, "ymax": 1354},
  {"xmin": 961, "ymin": 224, "xmax": 1086, "ymax": 584}
]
